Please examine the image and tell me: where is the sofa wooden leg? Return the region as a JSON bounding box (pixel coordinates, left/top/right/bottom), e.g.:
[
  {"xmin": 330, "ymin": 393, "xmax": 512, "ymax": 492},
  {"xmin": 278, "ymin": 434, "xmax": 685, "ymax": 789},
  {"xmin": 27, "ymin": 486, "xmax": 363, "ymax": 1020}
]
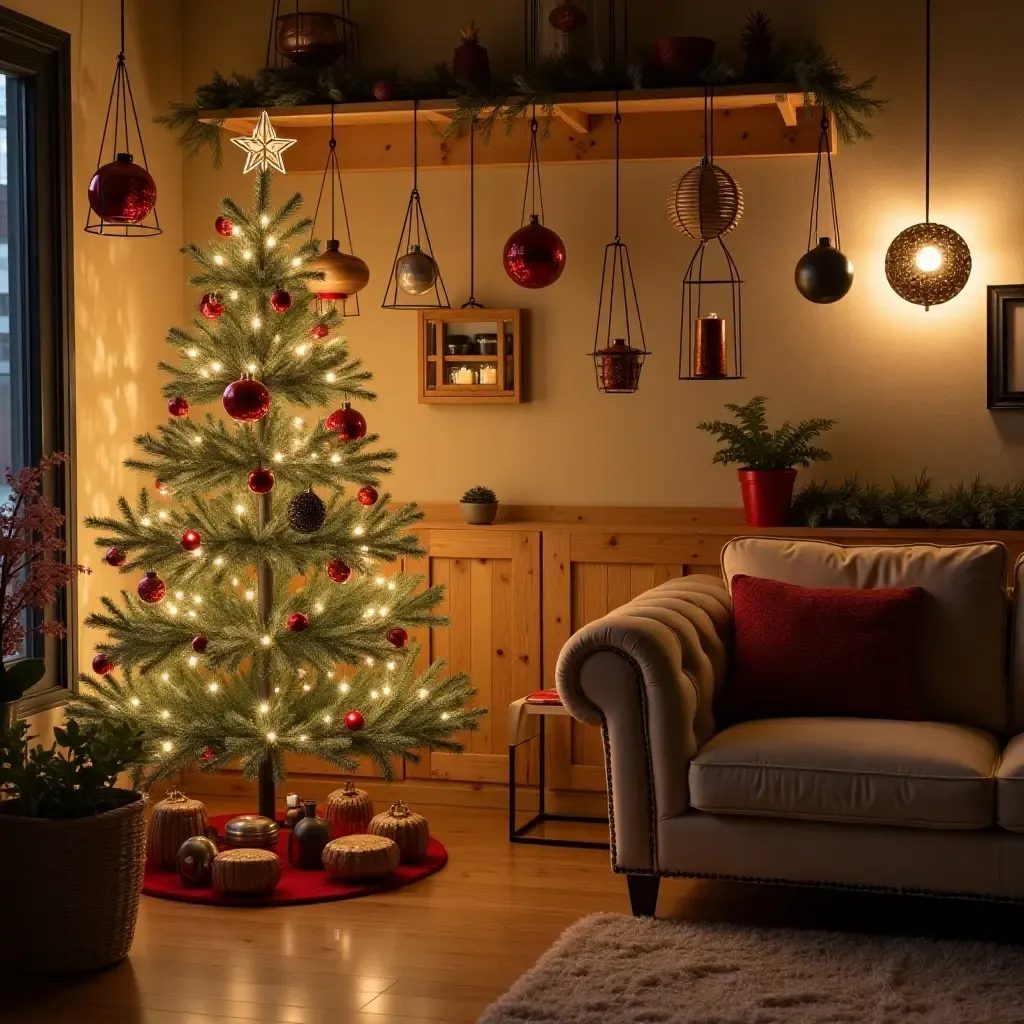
[{"xmin": 626, "ymin": 874, "xmax": 660, "ymax": 917}]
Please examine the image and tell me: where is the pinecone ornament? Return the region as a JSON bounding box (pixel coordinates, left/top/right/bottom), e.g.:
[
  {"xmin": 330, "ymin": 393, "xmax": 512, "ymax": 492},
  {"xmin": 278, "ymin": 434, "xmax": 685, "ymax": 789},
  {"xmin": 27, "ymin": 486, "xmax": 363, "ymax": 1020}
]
[{"xmin": 287, "ymin": 489, "xmax": 327, "ymax": 533}]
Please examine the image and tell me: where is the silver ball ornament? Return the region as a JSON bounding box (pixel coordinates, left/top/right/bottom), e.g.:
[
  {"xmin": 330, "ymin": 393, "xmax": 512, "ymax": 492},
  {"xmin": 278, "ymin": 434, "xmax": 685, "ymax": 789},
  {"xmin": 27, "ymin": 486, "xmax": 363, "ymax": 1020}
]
[
  {"xmin": 177, "ymin": 835, "xmax": 218, "ymax": 887},
  {"xmin": 395, "ymin": 244, "xmax": 438, "ymax": 296}
]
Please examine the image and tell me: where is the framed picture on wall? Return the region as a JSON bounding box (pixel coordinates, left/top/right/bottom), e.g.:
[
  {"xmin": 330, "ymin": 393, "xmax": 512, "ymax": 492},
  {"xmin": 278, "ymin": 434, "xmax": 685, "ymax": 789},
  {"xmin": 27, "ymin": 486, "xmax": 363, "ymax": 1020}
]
[{"xmin": 988, "ymin": 285, "xmax": 1024, "ymax": 408}]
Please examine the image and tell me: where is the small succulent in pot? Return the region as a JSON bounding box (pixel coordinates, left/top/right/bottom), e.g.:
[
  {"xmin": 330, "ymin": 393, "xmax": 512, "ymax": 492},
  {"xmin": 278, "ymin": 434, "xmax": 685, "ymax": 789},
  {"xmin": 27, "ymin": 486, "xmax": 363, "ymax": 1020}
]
[{"xmin": 460, "ymin": 486, "xmax": 498, "ymax": 525}]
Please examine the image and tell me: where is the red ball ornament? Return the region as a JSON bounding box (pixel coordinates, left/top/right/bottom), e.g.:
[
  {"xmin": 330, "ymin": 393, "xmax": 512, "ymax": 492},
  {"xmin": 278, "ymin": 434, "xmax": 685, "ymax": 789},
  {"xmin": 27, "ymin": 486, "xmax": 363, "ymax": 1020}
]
[
  {"xmin": 386, "ymin": 627, "xmax": 409, "ymax": 649},
  {"xmin": 372, "ymin": 80, "xmax": 393, "ymax": 102},
  {"xmin": 357, "ymin": 485, "xmax": 379, "ymax": 507},
  {"xmin": 199, "ymin": 292, "xmax": 224, "ymax": 320},
  {"xmin": 92, "ymin": 653, "xmax": 114, "ymax": 676},
  {"xmin": 311, "ymin": 322, "xmax": 329, "ymax": 340},
  {"xmin": 138, "ymin": 570, "xmax": 167, "ymax": 604},
  {"xmin": 155, "ymin": 480, "xmax": 170, "ymax": 497},
  {"xmin": 201, "ymin": 746, "xmax": 216, "ymax": 763},
  {"xmin": 549, "ymin": 2, "xmax": 588, "ymax": 32},
  {"xmin": 222, "ymin": 376, "xmax": 271, "ymax": 422},
  {"xmin": 247, "ymin": 467, "xmax": 275, "ymax": 494},
  {"xmin": 344, "ymin": 710, "xmax": 365, "ymax": 731},
  {"xmin": 87, "ymin": 154, "xmax": 157, "ymax": 224},
  {"xmin": 168, "ymin": 396, "xmax": 189, "ymax": 418},
  {"xmin": 215, "ymin": 216, "xmax": 234, "ymax": 237},
  {"xmin": 192, "ymin": 635, "xmax": 208, "ymax": 654},
  {"xmin": 270, "ymin": 289, "xmax": 292, "ymax": 313},
  {"xmin": 287, "ymin": 612, "xmax": 309, "ymax": 632},
  {"xmin": 502, "ymin": 215, "xmax": 566, "ymax": 289},
  {"xmin": 180, "ymin": 529, "xmax": 202, "ymax": 552},
  {"xmin": 105, "ymin": 546, "xmax": 126, "ymax": 567},
  {"xmin": 326, "ymin": 403, "xmax": 367, "ymax": 441},
  {"xmin": 326, "ymin": 558, "xmax": 351, "ymax": 583}
]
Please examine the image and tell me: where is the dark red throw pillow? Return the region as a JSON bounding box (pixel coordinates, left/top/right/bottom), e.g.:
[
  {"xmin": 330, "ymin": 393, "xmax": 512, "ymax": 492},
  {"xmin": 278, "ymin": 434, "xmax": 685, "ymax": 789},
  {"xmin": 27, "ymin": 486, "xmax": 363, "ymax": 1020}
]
[{"xmin": 727, "ymin": 575, "xmax": 924, "ymax": 722}]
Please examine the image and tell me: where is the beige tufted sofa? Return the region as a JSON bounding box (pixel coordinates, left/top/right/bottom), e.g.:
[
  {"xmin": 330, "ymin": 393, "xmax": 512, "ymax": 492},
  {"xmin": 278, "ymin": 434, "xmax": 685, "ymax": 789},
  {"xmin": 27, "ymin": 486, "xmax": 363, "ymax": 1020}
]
[{"xmin": 555, "ymin": 537, "xmax": 1024, "ymax": 917}]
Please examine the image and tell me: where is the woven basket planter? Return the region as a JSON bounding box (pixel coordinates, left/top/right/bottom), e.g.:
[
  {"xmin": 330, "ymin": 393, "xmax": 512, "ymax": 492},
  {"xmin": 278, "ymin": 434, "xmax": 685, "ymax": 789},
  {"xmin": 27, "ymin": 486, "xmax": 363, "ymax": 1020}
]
[{"xmin": 0, "ymin": 791, "xmax": 146, "ymax": 973}]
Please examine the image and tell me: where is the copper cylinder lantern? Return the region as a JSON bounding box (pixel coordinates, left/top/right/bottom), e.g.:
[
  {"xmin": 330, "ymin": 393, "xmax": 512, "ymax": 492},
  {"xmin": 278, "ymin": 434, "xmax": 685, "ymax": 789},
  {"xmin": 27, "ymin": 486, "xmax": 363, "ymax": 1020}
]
[
  {"xmin": 693, "ymin": 314, "xmax": 728, "ymax": 378},
  {"xmin": 596, "ymin": 338, "xmax": 645, "ymax": 393}
]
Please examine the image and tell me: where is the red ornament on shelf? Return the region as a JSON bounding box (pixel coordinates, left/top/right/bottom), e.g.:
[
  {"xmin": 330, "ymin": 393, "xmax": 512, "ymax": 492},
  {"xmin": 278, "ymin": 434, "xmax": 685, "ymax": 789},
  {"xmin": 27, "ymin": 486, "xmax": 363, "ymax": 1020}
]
[
  {"xmin": 87, "ymin": 154, "xmax": 157, "ymax": 225},
  {"xmin": 287, "ymin": 612, "xmax": 309, "ymax": 632},
  {"xmin": 138, "ymin": 571, "xmax": 167, "ymax": 604},
  {"xmin": 199, "ymin": 292, "xmax": 224, "ymax": 320},
  {"xmin": 192, "ymin": 635, "xmax": 208, "ymax": 654},
  {"xmin": 105, "ymin": 546, "xmax": 126, "ymax": 567},
  {"xmin": 503, "ymin": 215, "xmax": 566, "ymax": 289},
  {"xmin": 344, "ymin": 710, "xmax": 365, "ymax": 731},
  {"xmin": 326, "ymin": 558, "xmax": 351, "ymax": 583},
  {"xmin": 215, "ymin": 216, "xmax": 234, "ymax": 237},
  {"xmin": 386, "ymin": 627, "xmax": 409, "ymax": 649},
  {"xmin": 222, "ymin": 376, "xmax": 271, "ymax": 422},
  {"xmin": 155, "ymin": 480, "xmax": 170, "ymax": 497},
  {"xmin": 270, "ymin": 289, "xmax": 292, "ymax": 312},
  {"xmin": 549, "ymin": 2, "xmax": 588, "ymax": 32},
  {"xmin": 372, "ymin": 80, "xmax": 393, "ymax": 102},
  {"xmin": 180, "ymin": 529, "xmax": 202, "ymax": 552},
  {"xmin": 92, "ymin": 653, "xmax": 114, "ymax": 676},
  {"xmin": 311, "ymin": 322, "xmax": 329, "ymax": 340},
  {"xmin": 357, "ymin": 486, "xmax": 379, "ymax": 507},
  {"xmin": 247, "ymin": 467, "xmax": 275, "ymax": 494},
  {"xmin": 168, "ymin": 397, "xmax": 189, "ymax": 418},
  {"xmin": 326, "ymin": 403, "xmax": 367, "ymax": 441}
]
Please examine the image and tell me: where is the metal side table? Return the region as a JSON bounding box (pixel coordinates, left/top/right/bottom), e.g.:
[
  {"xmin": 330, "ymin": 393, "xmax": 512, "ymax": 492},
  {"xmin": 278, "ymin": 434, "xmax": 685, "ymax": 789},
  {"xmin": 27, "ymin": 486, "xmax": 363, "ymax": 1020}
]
[{"xmin": 507, "ymin": 696, "xmax": 609, "ymax": 850}]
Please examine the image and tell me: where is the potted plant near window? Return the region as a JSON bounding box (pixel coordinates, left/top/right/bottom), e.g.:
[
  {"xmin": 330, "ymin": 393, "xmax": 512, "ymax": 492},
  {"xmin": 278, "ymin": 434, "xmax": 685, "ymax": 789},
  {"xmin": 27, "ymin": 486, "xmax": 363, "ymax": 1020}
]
[
  {"xmin": 0, "ymin": 718, "xmax": 146, "ymax": 973},
  {"xmin": 697, "ymin": 396, "xmax": 835, "ymax": 527},
  {"xmin": 460, "ymin": 486, "xmax": 498, "ymax": 525}
]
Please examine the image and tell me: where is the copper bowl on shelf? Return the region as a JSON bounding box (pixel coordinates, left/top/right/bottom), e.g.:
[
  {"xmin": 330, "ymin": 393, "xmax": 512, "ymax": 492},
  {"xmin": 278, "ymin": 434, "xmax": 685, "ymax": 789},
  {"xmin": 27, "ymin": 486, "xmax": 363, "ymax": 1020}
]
[{"xmin": 276, "ymin": 12, "xmax": 349, "ymax": 67}]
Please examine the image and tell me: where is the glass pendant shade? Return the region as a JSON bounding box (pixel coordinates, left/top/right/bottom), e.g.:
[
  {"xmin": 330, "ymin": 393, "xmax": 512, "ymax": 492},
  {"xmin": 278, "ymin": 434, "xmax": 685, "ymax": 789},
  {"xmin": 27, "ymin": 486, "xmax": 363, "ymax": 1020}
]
[{"xmin": 886, "ymin": 0, "xmax": 970, "ymax": 309}]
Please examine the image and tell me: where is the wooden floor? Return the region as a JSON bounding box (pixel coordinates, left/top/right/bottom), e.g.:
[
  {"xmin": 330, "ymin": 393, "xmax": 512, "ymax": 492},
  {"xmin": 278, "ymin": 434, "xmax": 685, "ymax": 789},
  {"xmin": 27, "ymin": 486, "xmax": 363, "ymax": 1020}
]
[{"xmin": 10, "ymin": 800, "xmax": 1024, "ymax": 1024}]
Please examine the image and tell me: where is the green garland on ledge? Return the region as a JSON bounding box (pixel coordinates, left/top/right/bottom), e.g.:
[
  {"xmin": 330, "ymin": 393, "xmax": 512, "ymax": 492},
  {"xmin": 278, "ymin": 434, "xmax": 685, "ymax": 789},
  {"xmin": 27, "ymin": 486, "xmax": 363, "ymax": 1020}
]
[
  {"xmin": 791, "ymin": 475, "xmax": 1024, "ymax": 531},
  {"xmin": 157, "ymin": 16, "xmax": 885, "ymax": 163}
]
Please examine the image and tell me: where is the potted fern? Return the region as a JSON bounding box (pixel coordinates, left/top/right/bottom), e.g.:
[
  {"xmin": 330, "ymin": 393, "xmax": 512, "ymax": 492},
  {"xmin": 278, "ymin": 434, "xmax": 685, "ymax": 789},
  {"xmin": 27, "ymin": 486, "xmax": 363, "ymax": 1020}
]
[
  {"xmin": 697, "ymin": 396, "xmax": 835, "ymax": 526},
  {"xmin": 460, "ymin": 485, "xmax": 498, "ymax": 525}
]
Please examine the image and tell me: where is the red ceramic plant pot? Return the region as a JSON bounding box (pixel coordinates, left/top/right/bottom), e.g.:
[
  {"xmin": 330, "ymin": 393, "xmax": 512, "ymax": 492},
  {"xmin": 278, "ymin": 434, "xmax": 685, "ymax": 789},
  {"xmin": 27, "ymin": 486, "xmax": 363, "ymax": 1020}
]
[{"xmin": 737, "ymin": 469, "xmax": 797, "ymax": 527}]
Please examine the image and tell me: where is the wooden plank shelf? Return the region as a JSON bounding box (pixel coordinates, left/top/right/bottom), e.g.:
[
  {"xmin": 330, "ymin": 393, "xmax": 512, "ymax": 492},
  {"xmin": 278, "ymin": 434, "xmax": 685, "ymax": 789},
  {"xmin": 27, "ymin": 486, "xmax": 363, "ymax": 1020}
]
[{"xmin": 199, "ymin": 84, "xmax": 829, "ymax": 173}]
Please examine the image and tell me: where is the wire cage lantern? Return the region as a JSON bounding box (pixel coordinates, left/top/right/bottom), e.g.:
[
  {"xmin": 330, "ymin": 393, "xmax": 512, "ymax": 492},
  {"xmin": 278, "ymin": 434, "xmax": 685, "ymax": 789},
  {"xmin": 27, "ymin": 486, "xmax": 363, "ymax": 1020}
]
[
  {"xmin": 524, "ymin": 0, "xmax": 629, "ymax": 66},
  {"xmin": 592, "ymin": 96, "xmax": 647, "ymax": 394},
  {"xmin": 84, "ymin": 0, "xmax": 160, "ymax": 237},
  {"xmin": 308, "ymin": 104, "xmax": 368, "ymax": 317},
  {"xmin": 382, "ymin": 100, "xmax": 450, "ymax": 310},
  {"xmin": 266, "ymin": 0, "xmax": 359, "ymax": 69}
]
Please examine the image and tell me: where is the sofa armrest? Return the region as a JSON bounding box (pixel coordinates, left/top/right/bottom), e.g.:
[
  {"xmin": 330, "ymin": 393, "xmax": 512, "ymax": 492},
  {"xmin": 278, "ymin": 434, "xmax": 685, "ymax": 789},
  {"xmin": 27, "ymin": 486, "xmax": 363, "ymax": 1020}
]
[{"xmin": 555, "ymin": 575, "xmax": 732, "ymax": 872}]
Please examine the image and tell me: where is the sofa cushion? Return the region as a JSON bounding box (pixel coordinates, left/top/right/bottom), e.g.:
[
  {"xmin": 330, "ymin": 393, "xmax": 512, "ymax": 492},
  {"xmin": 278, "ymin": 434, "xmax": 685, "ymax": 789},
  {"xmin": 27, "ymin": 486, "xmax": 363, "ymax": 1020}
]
[
  {"xmin": 728, "ymin": 574, "xmax": 923, "ymax": 722},
  {"xmin": 996, "ymin": 734, "xmax": 1024, "ymax": 833},
  {"xmin": 721, "ymin": 538, "xmax": 1009, "ymax": 733},
  {"xmin": 689, "ymin": 718, "xmax": 998, "ymax": 829}
]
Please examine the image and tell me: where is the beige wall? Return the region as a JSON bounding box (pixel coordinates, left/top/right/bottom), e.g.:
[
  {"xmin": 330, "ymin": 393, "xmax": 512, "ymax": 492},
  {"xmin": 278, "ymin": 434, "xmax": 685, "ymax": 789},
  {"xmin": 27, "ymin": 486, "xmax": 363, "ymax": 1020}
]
[
  {"xmin": 177, "ymin": 0, "xmax": 1024, "ymax": 507},
  {"xmin": 6, "ymin": 0, "xmax": 184, "ymax": 727}
]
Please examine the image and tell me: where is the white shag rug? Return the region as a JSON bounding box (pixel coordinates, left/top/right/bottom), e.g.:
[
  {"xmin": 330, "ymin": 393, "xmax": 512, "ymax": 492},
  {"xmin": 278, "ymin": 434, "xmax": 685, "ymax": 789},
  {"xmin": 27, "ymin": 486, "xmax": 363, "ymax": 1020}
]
[{"xmin": 478, "ymin": 913, "xmax": 1024, "ymax": 1023}]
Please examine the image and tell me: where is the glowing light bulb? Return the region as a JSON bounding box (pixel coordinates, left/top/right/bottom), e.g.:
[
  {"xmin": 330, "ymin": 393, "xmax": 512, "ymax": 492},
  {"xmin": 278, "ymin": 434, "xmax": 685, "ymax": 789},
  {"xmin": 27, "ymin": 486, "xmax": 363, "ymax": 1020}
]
[
  {"xmin": 302, "ymin": 683, "xmax": 311, "ymax": 692},
  {"xmin": 214, "ymin": 557, "xmax": 224, "ymax": 567},
  {"xmin": 252, "ymin": 317, "xmax": 262, "ymax": 330},
  {"xmin": 260, "ymin": 215, "xmax": 270, "ymax": 227},
  {"xmin": 242, "ymin": 249, "xmax": 253, "ymax": 261},
  {"xmin": 330, "ymin": 454, "xmax": 341, "ymax": 464},
  {"xmin": 230, "ymin": 290, "xmax": 239, "ymax": 300},
  {"xmin": 193, "ymin": 595, "xmax": 202, "ymax": 604},
  {"xmin": 324, "ymin": 714, "xmax": 332, "ymax": 724},
  {"xmin": 261, "ymin": 635, "xmax": 271, "ymax": 646},
  {"xmin": 186, "ymin": 348, "xmax": 198, "ymax": 358},
  {"xmin": 259, "ymin": 702, "xmax": 269, "ymax": 714},
  {"xmin": 327, "ymin": 671, "xmax": 334, "ymax": 679},
  {"xmin": 188, "ymin": 655, "xmax": 198, "ymax": 667},
  {"xmin": 158, "ymin": 511, "xmax": 169, "ymax": 521},
  {"xmin": 265, "ymin": 236, "xmax": 276, "ymax": 248},
  {"xmin": 192, "ymin": 435, "xmax": 203, "ymax": 445},
  {"xmin": 339, "ymin": 682, "xmax": 350, "ymax": 694},
  {"xmin": 387, "ymin": 581, "xmax": 396, "ymax": 591},
  {"xmin": 916, "ymin": 245, "xmax": 943, "ymax": 272},
  {"xmin": 212, "ymin": 361, "xmax": 223, "ymax": 372},
  {"xmin": 293, "ymin": 416, "xmax": 304, "ymax": 428},
  {"xmin": 245, "ymin": 590, "xmax": 255, "ymax": 601},
  {"xmin": 161, "ymin": 672, "xmax": 170, "ymax": 682},
  {"xmin": 273, "ymin": 452, "xmax": 284, "ymax": 463},
  {"xmin": 295, "ymin": 344, "xmax": 308, "ymax": 357},
  {"xmin": 174, "ymin": 590, "xmax": 184, "ymax": 600},
  {"xmin": 232, "ymin": 577, "xmax": 239, "ymax": 587},
  {"xmin": 130, "ymin": 696, "xmax": 141, "ymax": 707},
  {"xmin": 247, "ymin": 363, "xmax": 257, "ymax": 373},
  {"xmin": 441, "ymin": 712, "xmax": 450, "ymax": 721},
  {"xmin": 353, "ymin": 526, "xmax": 365, "ymax": 537},
  {"xmin": 365, "ymin": 656, "xmax": 374, "ymax": 667},
  {"xmin": 208, "ymin": 682, "xmax": 219, "ymax": 693},
  {"xmin": 376, "ymin": 577, "xmax": 386, "ymax": 586},
  {"xmin": 315, "ymin": 602, "xmax": 324, "ymax": 613},
  {"xmin": 161, "ymin": 710, "xmax": 170, "ymax": 720},
  {"xmin": 140, "ymin": 517, "xmax": 152, "ymax": 527},
  {"xmin": 199, "ymin": 368, "xmax": 210, "ymax": 379},
  {"xmin": 274, "ymin": 686, "xmax": 280, "ymax": 694},
  {"xmin": 360, "ymin": 545, "xmax": 369, "ymax": 553},
  {"xmin": 370, "ymin": 689, "xmax": 379, "ymax": 700},
  {"xmin": 299, "ymin": 733, "xmax": 308, "ymax": 741},
  {"xmin": 235, "ymin": 503, "xmax": 246, "ymax": 515},
  {"xmin": 214, "ymin": 254, "xmax": 224, "ymax": 265},
  {"xmin": 380, "ymin": 607, "xmax": 389, "ymax": 617},
  {"xmin": 231, "ymin": 225, "xmax": 241, "ymax": 236},
  {"xmin": 386, "ymin": 661, "xmax": 396, "ymax": 672},
  {"xmin": 291, "ymin": 257, "xmax": 301, "ymax": 267},
  {"xmin": 325, "ymin": 372, "xmax": 336, "ymax": 382},
  {"xmin": 188, "ymin": 609, "xmax": 197, "ymax": 618},
  {"xmin": 418, "ymin": 688, "xmax": 428, "ymax": 700},
  {"xmin": 168, "ymin": 605, "xmax": 178, "ymax": 616},
  {"xmin": 383, "ymin": 684, "xmax": 391, "ymax": 695},
  {"xmin": 266, "ymin": 731, "xmax": 277, "ymax": 742},
  {"xmin": 163, "ymin": 741, "xmax": 173, "ymax": 752}
]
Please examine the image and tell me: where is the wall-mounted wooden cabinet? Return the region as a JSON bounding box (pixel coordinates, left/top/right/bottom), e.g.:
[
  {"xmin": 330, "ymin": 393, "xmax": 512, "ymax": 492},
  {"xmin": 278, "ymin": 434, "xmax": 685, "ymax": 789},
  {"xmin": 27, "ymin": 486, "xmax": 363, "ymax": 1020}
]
[{"xmin": 418, "ymin": 308, "xmax": 523, "ymax": 404}]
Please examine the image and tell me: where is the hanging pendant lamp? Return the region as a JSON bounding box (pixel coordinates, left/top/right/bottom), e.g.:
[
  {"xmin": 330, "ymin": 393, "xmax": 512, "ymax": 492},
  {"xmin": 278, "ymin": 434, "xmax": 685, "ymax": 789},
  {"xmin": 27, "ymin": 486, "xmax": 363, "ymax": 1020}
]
[
  {"xmin": 462, "ymin": 117, "xmax": 483, "ymax": 309},
  {"xmin": 678, "ymin": 88, "xmax": 744, "ymax": 381},
  {"xmin": 308, "ymin": 104, "xmax": 368, "ymax": 317},
  {"xmin": 85, "ymin": 0, "xmax": 160, "ymax": 236},
  {"xmin": 885, "ymin": 0, "xmax": 970, "ymax": 309},
  {"xmin": 795, "ymin": 111, "xmax": 854, "ymax": 303},
  {"xmin": 592, "ymin": 95, "xmax": 647, "ymax": 394},
  {"xmin": 503, "ymin": 110, "xmax": 566, "ymax": 289},
  {"xmin": 383, "ymin": 99, "xmax": 449, "ymax": 309}
]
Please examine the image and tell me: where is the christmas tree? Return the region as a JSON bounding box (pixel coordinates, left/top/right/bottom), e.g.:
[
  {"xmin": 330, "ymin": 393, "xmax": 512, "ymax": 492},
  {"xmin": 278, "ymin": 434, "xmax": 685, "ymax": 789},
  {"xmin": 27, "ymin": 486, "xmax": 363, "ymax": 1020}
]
[{"xmin": 71, "ymin": 168, "xmax": 484, "ymax": 815}]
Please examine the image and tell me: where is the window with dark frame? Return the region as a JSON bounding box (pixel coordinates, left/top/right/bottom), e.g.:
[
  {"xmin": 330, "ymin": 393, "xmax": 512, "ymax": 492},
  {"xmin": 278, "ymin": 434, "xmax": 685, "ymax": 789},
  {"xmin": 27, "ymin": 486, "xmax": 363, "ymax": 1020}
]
[{"xmin": 0, "ymin": 8, "xmax": 76, "ymax": 713}]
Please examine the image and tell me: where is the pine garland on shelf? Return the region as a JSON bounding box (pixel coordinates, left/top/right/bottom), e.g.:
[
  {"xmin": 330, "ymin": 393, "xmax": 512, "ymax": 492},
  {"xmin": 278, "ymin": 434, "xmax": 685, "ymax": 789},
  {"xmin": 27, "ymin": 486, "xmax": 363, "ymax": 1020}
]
[
  {"xmin": 158, "ymin": 12, "xmax": 885, "ymax": 162},
  {"xmin": 792, "ymin": 475, "xmax": 1024, "ymax": 530}
]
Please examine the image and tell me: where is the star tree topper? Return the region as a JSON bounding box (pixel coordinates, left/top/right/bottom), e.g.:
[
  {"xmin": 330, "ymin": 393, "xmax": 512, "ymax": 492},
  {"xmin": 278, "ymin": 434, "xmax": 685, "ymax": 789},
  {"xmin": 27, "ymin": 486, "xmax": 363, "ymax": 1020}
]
[{"xmin": 231, "ymin": 110, "xmax": 296, "ymax": 175}]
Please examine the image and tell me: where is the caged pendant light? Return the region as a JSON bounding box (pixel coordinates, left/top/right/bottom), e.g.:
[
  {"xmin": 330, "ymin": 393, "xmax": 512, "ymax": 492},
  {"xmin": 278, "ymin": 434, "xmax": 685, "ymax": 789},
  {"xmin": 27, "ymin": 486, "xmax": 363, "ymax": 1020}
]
[
  {"xmin": 266, "ymin": 0, "xmax": 359, "ymax": 70},
  {"xmin": 885, "ymin": 0, "xmax": 970, "ymax": 310},
  {"xmin": 794, "ymin": 111, "xmax": 854, "ymax": 303},
  {"xmin": 308, "ymin": 104, "xmax": 369, "ymax": 317},
  {"xmin": 382, "ymin": 100, "xmax": 450, "ymax": 310},
  {"xmin": 591, "ymin": 94, "xmax": 647, "ymax": 394},
  {"xmin": 85, "ymin": 0, "xmax": 160, "ymax": 237}
]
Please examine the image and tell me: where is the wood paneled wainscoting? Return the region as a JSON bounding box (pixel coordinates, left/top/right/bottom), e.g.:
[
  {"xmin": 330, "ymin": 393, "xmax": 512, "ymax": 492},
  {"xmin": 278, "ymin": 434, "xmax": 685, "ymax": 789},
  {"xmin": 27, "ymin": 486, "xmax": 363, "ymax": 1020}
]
[{"xmin": 181, "ymin": 506, "xmax": 1024, "ymax": 815}]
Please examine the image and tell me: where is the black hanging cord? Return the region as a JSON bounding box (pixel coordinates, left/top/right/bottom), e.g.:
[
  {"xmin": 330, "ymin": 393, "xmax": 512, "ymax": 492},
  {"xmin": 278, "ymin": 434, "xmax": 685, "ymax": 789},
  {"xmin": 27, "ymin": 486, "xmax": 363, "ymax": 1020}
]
[
  {"xmin": 613, "ymin": 93, "xmax": 621, "ymax": 242},
  {"xmin": 806, "ymin": 110, "xmax": 840, "ymax": 251},
  {"xmin": 520, "ymin": 107, "xmax": 545, "ymax": 225},
  {"xmin": 311, "ymin": 103, "xmax": 337, "ymax": 238},
  {"xmin": 701, "ymin": 86, "xmax": 716, "ymax": 164},
  {"xmin": 924, "ymin": 0, "xmax": 931, "ymax": 223},
  {"xmin": 412, "ymin": 97, "xmax": 419, "ymax": 196},
  {"xmin": 462, "ymin": 117, "xmax": 482, "ymax": 308}
]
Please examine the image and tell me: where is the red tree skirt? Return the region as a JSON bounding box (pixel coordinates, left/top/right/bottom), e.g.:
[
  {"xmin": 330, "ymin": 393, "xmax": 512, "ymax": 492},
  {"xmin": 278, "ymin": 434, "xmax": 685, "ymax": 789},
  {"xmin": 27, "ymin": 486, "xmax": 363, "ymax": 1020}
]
[{"xmin": 143, "ymin": 812, "xmax": 448, "ymax": 907}]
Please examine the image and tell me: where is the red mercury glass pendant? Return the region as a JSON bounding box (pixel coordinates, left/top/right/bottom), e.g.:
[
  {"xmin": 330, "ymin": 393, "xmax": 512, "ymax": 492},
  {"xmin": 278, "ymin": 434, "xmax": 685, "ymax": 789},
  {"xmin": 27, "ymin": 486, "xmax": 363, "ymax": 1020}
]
[{"xmin": 503, "ymin": 215, "xmax": 566, "ymax": 289}]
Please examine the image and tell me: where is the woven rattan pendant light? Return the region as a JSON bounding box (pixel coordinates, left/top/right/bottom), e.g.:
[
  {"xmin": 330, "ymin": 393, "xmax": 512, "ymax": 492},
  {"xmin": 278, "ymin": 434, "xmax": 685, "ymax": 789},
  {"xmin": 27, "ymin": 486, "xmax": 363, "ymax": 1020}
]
[{"xmin": 885, "ymin": 0, "xmax": 970, "ymax": 310}]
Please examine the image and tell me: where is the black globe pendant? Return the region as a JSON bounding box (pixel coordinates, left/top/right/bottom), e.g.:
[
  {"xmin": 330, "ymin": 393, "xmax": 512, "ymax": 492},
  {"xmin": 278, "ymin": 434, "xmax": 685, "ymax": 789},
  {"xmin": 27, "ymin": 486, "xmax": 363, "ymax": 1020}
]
[{"xmin": 795, "ymin": 237, "xmax": 854, "ymax": 304}]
